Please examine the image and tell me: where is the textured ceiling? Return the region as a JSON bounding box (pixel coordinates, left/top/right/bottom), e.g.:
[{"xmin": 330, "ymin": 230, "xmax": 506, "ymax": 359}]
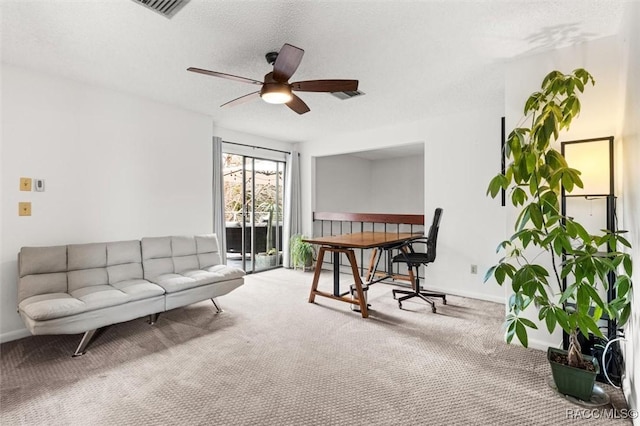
[{"xmin": 0, "ymin": 0, "xmax": 624, "ymax": 143}]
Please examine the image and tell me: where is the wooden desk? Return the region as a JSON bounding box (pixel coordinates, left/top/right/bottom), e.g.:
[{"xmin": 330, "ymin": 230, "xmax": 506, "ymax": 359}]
[{"xmin": 303, "ymin": 232, "xmax": 420, "ymax": 317}]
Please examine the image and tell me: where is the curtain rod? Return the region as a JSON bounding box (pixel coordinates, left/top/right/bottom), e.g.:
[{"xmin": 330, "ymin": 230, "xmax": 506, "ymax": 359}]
[{"xmin": 222, "ymin": 140, "xmax": 291, "ymax": 155}]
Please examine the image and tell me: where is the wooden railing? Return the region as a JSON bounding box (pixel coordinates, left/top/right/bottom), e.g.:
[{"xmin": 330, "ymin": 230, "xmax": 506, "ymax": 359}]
[{"xmin": 312, "ymin": 212, "xmax": 425, "ymax": 281}]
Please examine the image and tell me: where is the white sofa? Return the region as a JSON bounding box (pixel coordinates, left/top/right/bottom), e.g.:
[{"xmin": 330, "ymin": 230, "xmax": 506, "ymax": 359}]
[{"xmin": 17, "ymin": 234, "xmax": 244, "ymax": 356}]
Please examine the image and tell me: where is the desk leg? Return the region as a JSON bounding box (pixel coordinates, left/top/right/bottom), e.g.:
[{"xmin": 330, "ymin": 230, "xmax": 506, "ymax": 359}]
[
  {"xmin": 346, "ymin": 250, "xmax": 368, "ymax": 318},
  {"xmin": 365, "ymin": 248, "xmax": 378, "ymax": 282},
  {"xmin": 308, "ymin": 246, "xmax": 326, "ymax": 303},
  {"xmin": 333, "ymin": 250, "xmax": 341, "ymax": 296}
]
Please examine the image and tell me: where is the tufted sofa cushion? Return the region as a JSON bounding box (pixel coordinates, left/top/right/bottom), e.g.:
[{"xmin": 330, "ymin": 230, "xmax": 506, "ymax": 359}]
[
  {"xmin": 18, "ymin": 240, "xmax": 165, "ymax": 321},
  {"xmin": 141, "ymin": 234, "xmax": 244, "ymax": 294}
]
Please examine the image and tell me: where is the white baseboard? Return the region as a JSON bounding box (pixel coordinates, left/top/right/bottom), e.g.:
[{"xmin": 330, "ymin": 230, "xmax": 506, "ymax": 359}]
[
  {"xmin": 0, "ymin": 328, "xmax": 30, "ymax": 344},
  {"xmin": 424, "ymin": 284, "xmax": 506, "ymax": 305}
]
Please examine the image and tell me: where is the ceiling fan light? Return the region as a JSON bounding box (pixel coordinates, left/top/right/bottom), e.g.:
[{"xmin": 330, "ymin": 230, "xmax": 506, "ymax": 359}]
[{"xmin": 260, "ymin": 84, "xmax": 293, "ymax": 104}]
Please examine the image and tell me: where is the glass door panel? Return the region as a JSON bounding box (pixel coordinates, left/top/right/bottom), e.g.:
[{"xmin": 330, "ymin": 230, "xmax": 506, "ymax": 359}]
[{"xmin": 223, "ymin": 153, "xmax": 285, "ymax": 273}]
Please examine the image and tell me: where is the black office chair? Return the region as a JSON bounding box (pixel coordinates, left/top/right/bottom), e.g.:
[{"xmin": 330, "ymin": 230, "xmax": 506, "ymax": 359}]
[{"xmin": 391, "ymin": 208, "xmax": 445, "ymax": 312}]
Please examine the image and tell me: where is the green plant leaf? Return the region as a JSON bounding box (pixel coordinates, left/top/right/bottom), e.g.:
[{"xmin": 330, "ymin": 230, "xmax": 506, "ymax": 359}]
[
  {"xmin": 495, "ymin": 264, "xmax": 506, "ymax": 285},
  {"xmin": 487, "ymin": 174, "xmax": 508, "ymax": 198},
  {"xmin": 524, "ymin": 93, "xmax": 542, "ymax": 115},
  {"xmin": 555, "ymin": 308, "xmax": 570, "ymax": 332},
  {"xmin": 618, "ymin": 235, "xmax": 632, "ymax": 248},
  {"xmin": 623, "ymin": 255, "xmax": 632, "ymax": 275},
  {"xmin": 616, "ymin": 275, "xmax": 630, "ymax": 298},
  {"xmin": 620, "ymin": 304, "xmax": 631, "ymax": 326},
  {"xmin": 545, "ymin": 310, "xmax": 557, "ymax": 333},
  {"xmin": 515, "ymin": 205, "xmax": 531, "ymax": 231},
  {"xmin": 495, "ymin": 240, "xmax": 511, "ymax": 253},
  {"xmin": 544, "ymin": 114, "xmax": 558, "ymax": 142},
  {"xmin": 484, "ymin": 266, "xmax": 497, "ymax": 283},
  {"xmin": 576, "ymin": 286, "xmax": 590, "ymax": 313},
  {"xmin": 559, "ymin": 283, "xmax": 577, "ymax": 304},
  {"xmin": 583, "ymin": 316, "xmax": 603, "ymax": 338},
  {"xmin": 561, "ymin": 170, "xmax": 574, "ymax": 192},
  {"xmin": 567, "ymin": 168, "xmax": 584, "ymax": 189},
  {"xmin": 582, "ymin": 284, "xmax": 605, "ymax": 310},
  {"xmin": 542, "ymin": 71, "xmax": 562, "ymax": 89},
  {"xmin": 505, "ymin": 315, "xmax": 517, "ymax": 343},
  {"xmin": 519, "ymin": 317, "xmax": 538, "ymax": 329},
  {"xmin": 573, "ymin": 222, "xmax": 591, "ymax": 243},
  {"xmin": 511, "ymin": 187, "xmax": 527, "ymax": 206},
  {"xmin": 565, "ymin": 220, "xmax": 578, "ymax": 238},
  {"xmin": 529, "ymin": 204, "xmax": 543, "ymax": 229},
  {"xmin": 592, "ymin": 305, "xmax": 603, "ymax": 323},
  {"xmin": 515, "ymin": 321, "xmax": 528, "ymax": 347},
  {"xmin": 576, "ymin": 317, "xmax": 591, "ymax": 338}
]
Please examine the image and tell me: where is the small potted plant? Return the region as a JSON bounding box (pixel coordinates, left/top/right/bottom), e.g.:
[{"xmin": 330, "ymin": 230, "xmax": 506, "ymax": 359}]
[
  {"xmin": 290, "ymin": 234, "xmax": 315, "ymax": 271},
  {"xmin": 485, "ymin": 69, "xmax": 633, "ymax": 401}
]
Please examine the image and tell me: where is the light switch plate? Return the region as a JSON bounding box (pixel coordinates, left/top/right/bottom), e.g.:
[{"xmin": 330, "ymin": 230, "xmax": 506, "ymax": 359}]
[
  {"xmin": 19, "ymin": 202, "xmax": 32, "ymax": 216},
  {"xmin": 20, "ymin": 177, "xmax": 32, "ymax": 191}
]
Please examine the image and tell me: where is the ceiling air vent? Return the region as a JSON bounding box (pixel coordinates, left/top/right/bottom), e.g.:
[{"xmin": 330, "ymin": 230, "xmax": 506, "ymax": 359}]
[
  {"xmin": 330, "ymin": 90, "xmax": 365, "ymax": 100},
  {"xmin": 131, "ymin": 0, "xmax": 190, "ymax": 18}
]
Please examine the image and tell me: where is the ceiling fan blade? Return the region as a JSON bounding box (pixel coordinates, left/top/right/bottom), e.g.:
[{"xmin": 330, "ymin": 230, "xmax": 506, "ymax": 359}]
[
  {"xmin": 272, "ymin": 44, "xmax": 304, "ymax": 82},
  {"xmin": 220, "ymin": 91, "xmax": 261, "ymax": 108},
  {"xmin": 187, "ymin": 67, "xmax": 263, "ymax": 85},
  {"xmin": 286, "ymin": 94, "xmax": 310, "ymax": 115},
  {"xmin": 291, "ymin": 80, "xmax": 359, "ymax": 93}
]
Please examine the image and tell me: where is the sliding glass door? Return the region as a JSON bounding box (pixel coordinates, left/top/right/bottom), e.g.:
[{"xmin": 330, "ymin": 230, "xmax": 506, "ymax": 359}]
[{"xmin": 223, "ymin": 153, "xmax": 285, "ymax": 273}]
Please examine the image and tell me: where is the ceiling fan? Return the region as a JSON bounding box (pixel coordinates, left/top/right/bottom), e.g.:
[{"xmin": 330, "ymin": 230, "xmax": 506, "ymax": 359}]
[{"xmin": 187, "ymin": 43, "xmax": 359, "ymax": 115}]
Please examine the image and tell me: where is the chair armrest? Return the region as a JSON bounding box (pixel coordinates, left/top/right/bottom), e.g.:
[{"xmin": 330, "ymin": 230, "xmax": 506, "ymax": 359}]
[{"xmin": 400, "ymin": 238, "xmax": 429, "ymax": 253}]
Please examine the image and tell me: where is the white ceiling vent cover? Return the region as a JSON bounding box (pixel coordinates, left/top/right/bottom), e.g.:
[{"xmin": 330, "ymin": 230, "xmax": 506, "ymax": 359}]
[
  {"xmin": 131, "ymin": 0, "xmax": 190, "ymax": 18},
  {"xmin": 330, "ymin": 90, "xmax": 365, "ymax": 100}
]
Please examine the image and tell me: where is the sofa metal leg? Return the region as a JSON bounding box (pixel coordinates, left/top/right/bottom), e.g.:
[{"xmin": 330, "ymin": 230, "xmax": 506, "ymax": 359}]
[
  {"xmin": 72, "ymin": 329, "xmax": 97, "ymax": 357},
  {"xmin": 148, "ymin": 313, "xmax": 159, "ymax": 325},
  {"xmin": 211, "ymin": 298, "xmax": 222, "ymax": 313}
]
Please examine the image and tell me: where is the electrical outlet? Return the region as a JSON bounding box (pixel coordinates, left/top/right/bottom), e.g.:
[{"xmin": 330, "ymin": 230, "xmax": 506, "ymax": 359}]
[
  {"xmin": 470, "ymin": 264, "xmax": 478, "ymax": 274},
  {"xmin": 20, "ymin": 177, "xmax": 32, "ymax": 191},
  {"xmin": 19, "ymin": 202, "xmax": 32, "ymax": 216}
]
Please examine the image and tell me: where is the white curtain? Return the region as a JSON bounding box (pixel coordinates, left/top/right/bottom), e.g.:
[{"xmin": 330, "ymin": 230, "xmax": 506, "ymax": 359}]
[
  {"xmin": 283, "ymin": 150, "xmax": 302, "ymax": 268},
  {"xmin": 212, "ymin": 136, "xmax": 227, "ymax": 264}
]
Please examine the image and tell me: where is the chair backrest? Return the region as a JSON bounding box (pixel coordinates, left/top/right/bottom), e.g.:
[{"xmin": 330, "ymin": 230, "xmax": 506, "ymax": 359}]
[{"xmin": 425, "ymin": 208, "xmax": 443, "ymax": 263}]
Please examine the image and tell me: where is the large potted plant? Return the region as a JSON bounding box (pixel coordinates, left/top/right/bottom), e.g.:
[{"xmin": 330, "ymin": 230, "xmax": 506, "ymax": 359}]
[{"xmin": 485, "ymin": 69, "xmax": 633, "ymax": 401}]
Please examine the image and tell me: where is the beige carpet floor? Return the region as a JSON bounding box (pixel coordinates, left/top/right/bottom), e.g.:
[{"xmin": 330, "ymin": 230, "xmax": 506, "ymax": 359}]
[{"xmin": 0, "ymin": 268, "xmax": 630, "ymax": 425}]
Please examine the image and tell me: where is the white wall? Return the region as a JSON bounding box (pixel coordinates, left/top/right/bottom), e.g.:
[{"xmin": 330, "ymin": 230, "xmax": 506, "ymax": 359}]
[
  {"xmin": 315, "ymin": 155, "xmax": 373, "ymax": 212},
  {"xmin": 315, "ymin": 153, "xmax": 424, "ymax": 214},
  {"xmin": 619, "ymin": 0, "xmax": 640, "ymax": 417},
  {"xmin": 0, "ymin": 65, "xmax": 214, "ymax": 341},
  {"xmin": 297, "ymin": 107, "xmax": 507, "ymax": 304},
  {"xmin": 370, "ymin": 155, "xmax": 424, "ymax": 214},
  {"xmin": 505, "ymin": 36, "xmax": 625, "ymax": 350}
]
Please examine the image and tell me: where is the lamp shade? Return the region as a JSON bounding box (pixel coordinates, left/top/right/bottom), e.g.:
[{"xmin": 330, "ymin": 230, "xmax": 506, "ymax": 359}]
[
  {"xmin": 260, "ymin": 83, "xmax": 293, "ymax": 104},
  {"xmin": 563, "ymin": 138, "xmax": 612, "ymax": 195}
]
